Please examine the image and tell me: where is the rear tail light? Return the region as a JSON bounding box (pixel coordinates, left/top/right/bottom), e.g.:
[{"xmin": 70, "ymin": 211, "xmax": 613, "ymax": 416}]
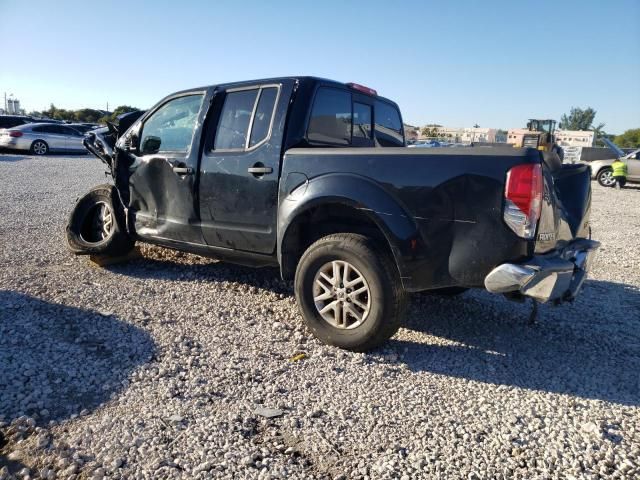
[
  {"xmin": 503, "ymin": 163, "xmax": 543, "ymax": 239},
  {"xmin": 8, "ymin": 130, "xmax": 23, "ymax": 138}
]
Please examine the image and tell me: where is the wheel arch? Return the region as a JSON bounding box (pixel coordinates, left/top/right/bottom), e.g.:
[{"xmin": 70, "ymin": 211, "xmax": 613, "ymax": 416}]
[{"xmin": 278, "ymin": 173, "xmax": 421, "ymax": 287}]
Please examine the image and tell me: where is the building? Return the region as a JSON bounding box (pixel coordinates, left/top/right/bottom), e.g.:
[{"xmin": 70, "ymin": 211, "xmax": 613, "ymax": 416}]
[
  {"xmin": 5, "ymin": 98, "xmax": 22, "ymax": 114},
  {"xmin": 554, "ymin": 129, "xmax": 595, "ymax": 147},
  {"xmin": 420, "ymin": 126, "xmax": 500, "ymax": 144},
  {"xmin": 506, "ymin": 128, "xmax": 531, "ymax": 147},
  {"xmin": 403, "ymin": 124, "xmax": 419, "ymax": 142}
]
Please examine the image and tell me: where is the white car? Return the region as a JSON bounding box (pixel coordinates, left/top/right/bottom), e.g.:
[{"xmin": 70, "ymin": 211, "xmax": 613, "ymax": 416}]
[
  {"xmin": 590, "ymin": 148, "xmax": 640, "ymax": 187},
  {"xmin": 0, "ymin": 123, "xmax": 86, "ymax": 155}
]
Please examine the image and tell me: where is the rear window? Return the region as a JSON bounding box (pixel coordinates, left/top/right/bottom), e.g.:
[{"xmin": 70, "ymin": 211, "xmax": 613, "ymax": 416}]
[
  {"xmin": 249, "ymin": 87, "xmax": 278, "ymax": 148},
  {"xmin": 353, "ymin": 102, "xmax": 372, "ymax": 139},
  {"xmin": 306, "ymin": 87, "xmax": 403, "ymax": 147},
  {"xmin": 307, "ymin": 88, "xmax": 352, "ymax": 146},
  {"xmin": 374, "ymin": 100, "xmax": 404, "ymax": 147}
]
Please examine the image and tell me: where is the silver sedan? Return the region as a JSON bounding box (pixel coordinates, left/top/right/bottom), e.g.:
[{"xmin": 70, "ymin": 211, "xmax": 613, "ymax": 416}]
[
  {"xmin": 590, "ymin": 148, "xmax": 640, "ymax": 187},
  {"xmin": 0, "ymin": 123, "xmax": 87, "ymax": 155}
]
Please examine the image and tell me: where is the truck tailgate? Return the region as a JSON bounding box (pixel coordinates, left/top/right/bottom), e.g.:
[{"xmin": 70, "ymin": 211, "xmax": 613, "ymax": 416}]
[{"xmin": 536, "ymin": 161, "xmax": 592, "ymax": 254}]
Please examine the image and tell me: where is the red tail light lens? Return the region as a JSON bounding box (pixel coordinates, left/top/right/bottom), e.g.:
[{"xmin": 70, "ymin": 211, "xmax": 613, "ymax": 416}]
[
  {"xmin": 503, "ymin": 163, "xmax": 543, "ymax": 239},
  {"xmin": 8, "ymin": 130, "xmax": 23, "ymax": 138}
]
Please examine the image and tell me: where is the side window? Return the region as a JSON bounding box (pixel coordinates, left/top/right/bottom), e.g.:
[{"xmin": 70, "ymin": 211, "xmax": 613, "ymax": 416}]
[
  {"xmin": 374, "ymin": 100, "xmax": 404, "ymax": 147},
  {"xmin": 307, "ymin": 88, "xmax": 352, "ymax": 145},
  {"xmin": 248, "ymin": 87, "xmax": 278, "ymax": 148},
  {"xmin": 140, "ymin": 94, "xmax": 203, "ymax": 154},
  {"xmin": 353, "ymin": 102, "xmax": 372, "ymax": 139},
  {"xmin": 59, "ymin": 126, "xmax": 78, "ymax": 136},
  {"xmin": 214, "ymin": 89, "xmax": 258, "ymax": 150}
]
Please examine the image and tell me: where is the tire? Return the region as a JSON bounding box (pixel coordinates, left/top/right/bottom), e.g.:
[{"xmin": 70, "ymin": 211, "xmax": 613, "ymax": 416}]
[
  {"xmin": 30, "ymin": 140, "xmax": 49, "ymax": 156},
  {"xmin": 597, "ymin": 168, "xmax": 615, "ymax": 187},
  {"xmin": 66, "ymin": 184, "xmax": 134, "ymax": 256},
  {"xmin": 422, "ymin": 286, "xmax": 469, "ymax": 296},
  {"xmin": 294, "ymin": 233, "xmax": 408, "ymax": 351}
]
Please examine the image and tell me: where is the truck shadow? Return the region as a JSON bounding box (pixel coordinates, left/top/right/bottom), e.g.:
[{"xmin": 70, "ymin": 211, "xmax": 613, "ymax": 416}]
[
  {"xmin": 394, "ymin": 279, "xmax": 640, "ymax": 406},
  {"xmin": 107, "ymin": 252, "xmax": 639, "ymax": 406},
  {"xmin": 0, "ymin": 291, "xmax": 155, "ymax": 425}
]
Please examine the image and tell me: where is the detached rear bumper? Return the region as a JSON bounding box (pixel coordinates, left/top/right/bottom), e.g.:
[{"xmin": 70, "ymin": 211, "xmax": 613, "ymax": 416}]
[{"xmin": 484, "ymin": 239, "xmax": 600, "ymax": 303}]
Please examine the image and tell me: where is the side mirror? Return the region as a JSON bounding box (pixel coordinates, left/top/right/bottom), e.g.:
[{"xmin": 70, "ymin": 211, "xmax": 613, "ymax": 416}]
[{"xmin": 141, "ymin": 135, "xmax": 161, "ymax": 154}]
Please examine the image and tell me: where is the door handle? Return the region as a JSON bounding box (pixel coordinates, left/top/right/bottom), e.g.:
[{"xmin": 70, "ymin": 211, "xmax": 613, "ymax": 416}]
[
  {"xmin": 247, "ymin": 166, "xmax": 273, "ymax": 175},
  {"xmin": 172, "ymin": 166, "xmax": 194, "ymax": 175}
]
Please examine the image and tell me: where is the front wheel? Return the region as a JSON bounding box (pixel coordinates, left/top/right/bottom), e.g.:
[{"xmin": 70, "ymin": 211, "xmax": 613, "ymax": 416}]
[
  {"xmin": 66, "ymin": 184, "xmax": 134, "ymax": 256},
  {"xmin": 597, "ymin": 168, "xmax": 615, "ymax": 187},
  {"xmin": 294, "ymin": 233, "xmax": 408, "ymax": 351}
]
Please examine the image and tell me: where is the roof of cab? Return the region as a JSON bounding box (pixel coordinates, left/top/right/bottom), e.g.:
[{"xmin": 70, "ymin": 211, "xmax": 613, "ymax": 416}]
[{"xmin": 175, "ymin": 76, "xmax": 398, "ymax": 106}]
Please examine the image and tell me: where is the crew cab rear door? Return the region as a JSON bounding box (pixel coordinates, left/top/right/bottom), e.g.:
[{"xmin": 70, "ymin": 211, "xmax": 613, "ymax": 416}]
[{"xmin": 198, "ymin": 82, "xmax": 290, "ymax": 254}]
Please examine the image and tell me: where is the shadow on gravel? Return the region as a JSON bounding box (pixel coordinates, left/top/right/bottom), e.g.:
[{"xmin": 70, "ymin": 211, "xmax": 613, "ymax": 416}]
[
  {"xmin": 0, "ymin": 154, "xmax": 31, "ymax": 162},
  {"xmin": 107, "ymin": 256, "xmax": 292, "ymax": 294},
  {"xmin": 0, "ymin": 290, "xmax": 156, "ymax": 424},
  {"xmin": 103, "ymin": 254, "xmax": 640, "ymax": 405},
  {"xmin": 395, "ymin": 279, "xmax": 640, "ymax": 406}
]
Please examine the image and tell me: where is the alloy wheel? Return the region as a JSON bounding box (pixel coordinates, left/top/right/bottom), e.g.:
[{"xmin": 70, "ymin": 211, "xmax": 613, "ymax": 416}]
[
  {"xmin": 80, "ymin": 202, "xmax": 114, "ymax": 243},
  {"xmin": 599, "ymin": 170, "xmax": 615, "ymax": 187},
  {"xmin": 33, "ymin": 141, "xmax": 47, "ymax": 155},
  {"xmin": 312, "ymin": 260, "xmax": 371, "ymax": 329}
]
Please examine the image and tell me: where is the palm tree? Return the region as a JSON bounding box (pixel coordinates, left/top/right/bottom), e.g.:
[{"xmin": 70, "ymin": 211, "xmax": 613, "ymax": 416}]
[{"xmin": 591, "ymin": 123, "xmax": 606, "ymax": 146}]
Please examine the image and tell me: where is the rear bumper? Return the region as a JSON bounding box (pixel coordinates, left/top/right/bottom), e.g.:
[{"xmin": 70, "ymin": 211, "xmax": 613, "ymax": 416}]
[{"xmin": 484, "ymin": 238, "xmax": 600, "ymax": 303}]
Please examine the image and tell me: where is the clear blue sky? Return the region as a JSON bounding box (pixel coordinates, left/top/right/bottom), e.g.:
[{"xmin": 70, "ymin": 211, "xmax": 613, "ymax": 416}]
[{"xmin": 1, "ymin": 0, "xmax": 638, "ymax": 133}]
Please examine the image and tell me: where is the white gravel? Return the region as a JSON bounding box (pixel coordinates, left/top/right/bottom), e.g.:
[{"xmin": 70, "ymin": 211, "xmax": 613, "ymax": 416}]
[{"xmin": 1, "ymin": 153, "xmax": 639, "ymax": 479}]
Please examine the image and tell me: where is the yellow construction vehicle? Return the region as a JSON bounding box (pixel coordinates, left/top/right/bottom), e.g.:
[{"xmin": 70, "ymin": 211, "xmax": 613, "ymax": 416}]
[{"xmin": 507, "ymin": 119, "xmax": 557, "ymax": 151}]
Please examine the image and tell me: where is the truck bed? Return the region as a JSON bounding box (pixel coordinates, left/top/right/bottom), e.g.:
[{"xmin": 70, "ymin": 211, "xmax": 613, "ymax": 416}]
[{"xmin": 281, "ymin": 146, "xmax": 589, "ymax": 291}]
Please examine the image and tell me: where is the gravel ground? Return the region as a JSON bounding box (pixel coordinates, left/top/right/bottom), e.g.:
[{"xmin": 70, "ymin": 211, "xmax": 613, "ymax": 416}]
[{"xmin": 1, "ymin": 153, "xmax": 639, "ymax": 480}]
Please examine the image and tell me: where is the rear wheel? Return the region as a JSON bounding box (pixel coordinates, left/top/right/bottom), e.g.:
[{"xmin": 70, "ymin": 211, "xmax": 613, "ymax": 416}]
[
  {"xmin": 66, "ymin": 184, "xmax": 134, "ymax": 256},
  {"xmin": 30, "ymin": 140, "xmax": 49, "ymax": 156},
  {"xmin": 597, "ymin": 168, "xmax": 615, "ymax": 187},
  {"xmin": 294, "ymin": 233, "xmax": 407, "ymax": 351}
]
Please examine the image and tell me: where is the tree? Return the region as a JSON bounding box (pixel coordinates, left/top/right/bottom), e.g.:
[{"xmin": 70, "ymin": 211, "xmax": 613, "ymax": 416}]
[
  {"xmin": 591, "ymin": 123, "xmax": 607, "ymax": 146},
  {"xmin": 559, "ymin": 106, "xmax": 609, "ymax": 145},
  {"xmin": 421, "ymin": 124, "xmax": 442, "ymax": 138},
  {"xmin": 98, "ymin": 105, "xmax": 140, "ymax": 124},
  {"xmin": 614, "ymin": 128, "xmax": 640, "ymax": 148},
  {"xmin": 74, "ymin": 108, "xmax": 104, "ymax": 123},
  {"xmin": 559, "ymin": 106, "xmax": 599, "ymax": 131}
]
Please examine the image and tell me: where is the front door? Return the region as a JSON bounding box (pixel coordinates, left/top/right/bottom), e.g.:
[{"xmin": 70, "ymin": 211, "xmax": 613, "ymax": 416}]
[
  {"xmin": 198, "ymin": 83, "xmax": 286, "ymax": 254},
  {"xmin": 38, "ymin": 125, "xmax": 67, "ymax": 150},
  {"xmin": 125, "ymin": 92, "xmax": 208, "ymax": 244},
  {"xmin": 58, "ymin": 125, "xmax": 84, "ymax": 151},
  {"xmin": 626, "ymin": 151, "xmax": 640, "ymax": 181}
]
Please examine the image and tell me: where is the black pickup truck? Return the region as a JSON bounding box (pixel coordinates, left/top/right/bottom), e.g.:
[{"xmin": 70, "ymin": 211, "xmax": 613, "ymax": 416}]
[{"xmin": 70, "ymin": 76, "xmax": 598, "ymax": 351}]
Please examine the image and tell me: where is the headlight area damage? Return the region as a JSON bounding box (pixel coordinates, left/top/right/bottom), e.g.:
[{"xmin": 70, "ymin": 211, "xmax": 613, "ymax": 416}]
[{"xmin": 67, "ymin": 111, "xmax": 145, "ymax": 258}]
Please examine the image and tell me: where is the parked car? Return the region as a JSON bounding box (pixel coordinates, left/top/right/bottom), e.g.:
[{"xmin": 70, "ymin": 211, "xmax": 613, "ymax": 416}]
[
  {"xmin": 0, "ymin": 123, "xmax": 86, "ymax": 155},
  {"xmin": 0, "ymin": 115, "xmax": 34, "ymax": 129},
  {"xmin": 67, "ymin": 123, "xmax": 101, "ymax": 134},
  {"xmin": 590, "ymin": 148, "xmax": 640, "ymax": 187},
  {"xmin": 407, "ymin": 139, "xmax": 441, "ymax": 148},
  {"xmin": 70, "ymin": 76, "xmax": 598, "ymax": 351}
]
